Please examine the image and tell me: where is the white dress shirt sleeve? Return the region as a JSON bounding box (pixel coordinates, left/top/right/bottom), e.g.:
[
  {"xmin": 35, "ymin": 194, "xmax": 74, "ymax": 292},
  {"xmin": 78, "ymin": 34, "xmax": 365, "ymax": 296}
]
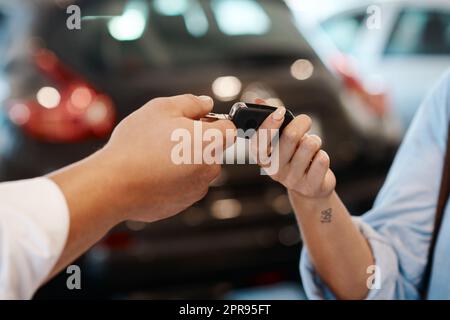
[{"xmin": 0, "ymin": 177, "xmax": 70, "ymax": 300}]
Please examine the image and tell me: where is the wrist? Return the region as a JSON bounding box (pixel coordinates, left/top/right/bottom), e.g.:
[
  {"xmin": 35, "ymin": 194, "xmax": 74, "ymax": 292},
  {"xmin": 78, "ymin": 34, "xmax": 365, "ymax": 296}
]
[
  {"xmin": 288, "ymin": 188, "xmax": 334, "ymax": 203},
  {"xmin": 288, "ymin": 189, "xmax": 335, "ymax": 216},
  {"xmin": 48, "ymin": 148, "xmax": 126, "ymax": 232},
  {"xmin": 92, "ymin": 146, "xmax": 132, "ymax": 224}
]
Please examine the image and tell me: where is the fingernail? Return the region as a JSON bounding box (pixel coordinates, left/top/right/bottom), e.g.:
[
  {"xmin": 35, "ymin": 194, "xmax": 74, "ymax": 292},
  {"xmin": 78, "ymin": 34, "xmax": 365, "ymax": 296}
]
[
  {"xmin": 272, "ymin": 107, "xmax": 286, "ymax": 121},
  {"xmin": 198, "ymin": 95, "xmax": 213, "ymax": 105}
]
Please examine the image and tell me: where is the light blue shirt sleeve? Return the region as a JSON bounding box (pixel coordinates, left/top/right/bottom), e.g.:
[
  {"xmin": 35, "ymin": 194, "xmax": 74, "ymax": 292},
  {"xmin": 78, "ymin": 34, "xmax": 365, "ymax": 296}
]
[{"xmin": 300, "ymin": 69, "xmax": 450, "ymax": 300}]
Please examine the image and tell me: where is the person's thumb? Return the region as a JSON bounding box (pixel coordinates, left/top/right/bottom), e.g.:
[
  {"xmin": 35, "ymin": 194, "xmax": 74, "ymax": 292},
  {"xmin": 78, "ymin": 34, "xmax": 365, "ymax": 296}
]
[{"xmin": 169, "ymin": 94, "xmax": 214, "ymax": 119}]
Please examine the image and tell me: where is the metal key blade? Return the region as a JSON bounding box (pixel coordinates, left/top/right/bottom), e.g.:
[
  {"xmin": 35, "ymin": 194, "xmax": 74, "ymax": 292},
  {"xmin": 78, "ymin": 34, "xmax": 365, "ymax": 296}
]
[{"xmin": 204, "ymin": 113, "xmax": 232, "ymax": 121}]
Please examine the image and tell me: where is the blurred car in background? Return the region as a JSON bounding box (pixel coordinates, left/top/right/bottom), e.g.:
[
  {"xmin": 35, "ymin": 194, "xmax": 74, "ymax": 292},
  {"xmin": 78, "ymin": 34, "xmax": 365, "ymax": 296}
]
[
  {"xmin": 0, "ymin": 3, "xmax": 12, "ymax": 158},
  {"xmin": 296, "ymin": 0, "xmax": 450, "ymax": 132},
  {"xmin": 0, "ymin": 0, "xmax": 396, "ymax": 298},
  {"xmin": 0, "ymin": 9, "xmax": 5, "ymax": 54},
  {"xmin": 0, "ymin": 6, "xmax": 10, "ymax": 103}
]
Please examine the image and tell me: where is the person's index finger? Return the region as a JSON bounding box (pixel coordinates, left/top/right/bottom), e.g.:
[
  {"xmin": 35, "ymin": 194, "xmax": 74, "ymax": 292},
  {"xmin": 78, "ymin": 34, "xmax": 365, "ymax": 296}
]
[
  {"xmin": 258, "ymin": 106, "xmax": 286, "ymax": 132},
  {"xmin": 169, "ymin": 94, "xmax": 214, "ymax": 119},
  {"xmin": 282, "ymin": 114, "xmax": 312, "ymax": 139},
  {"xmin": 249, "ymin": 107, "xmax": 285, "ymax": 161}
]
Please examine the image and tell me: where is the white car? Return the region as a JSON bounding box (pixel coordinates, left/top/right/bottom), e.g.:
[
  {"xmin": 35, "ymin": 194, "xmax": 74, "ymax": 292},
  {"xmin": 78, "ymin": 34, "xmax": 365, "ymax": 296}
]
[{"xmin": 295, "ymin": 0, "xmax": 450, "ymax": 132}]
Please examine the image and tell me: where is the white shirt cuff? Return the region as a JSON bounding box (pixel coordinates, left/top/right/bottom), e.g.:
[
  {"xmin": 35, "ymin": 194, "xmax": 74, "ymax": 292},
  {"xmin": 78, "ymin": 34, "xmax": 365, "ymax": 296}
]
[{"xmin": 0, "ymin": 177, "xmax": 70, "ymax": 299}]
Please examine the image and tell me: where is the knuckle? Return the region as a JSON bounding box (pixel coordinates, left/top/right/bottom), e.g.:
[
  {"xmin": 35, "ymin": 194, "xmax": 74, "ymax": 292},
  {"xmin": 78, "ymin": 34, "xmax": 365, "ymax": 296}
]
[
  {"xmin": 329, "ymin": 172, "xmax": 337, "ymax": 189},
  {"xmin": 320, "ymin": 171, "xmax": 336, "ymax": 195},
  {"xmin": 283, "ymin": 128, "xmax": 299, "ymax": 144},
  {"xmin": 327, "ymin": 168, "xmax": 336, "ymax": 182},
  {"xmin": 181, "ymin": 93, "xmax": 198, "ymax": 104},
  {"xmin": 327, "ymin": 181, "xmax": 336, "ymax": 192},
  {"xmin": 182, "ymin": 93, "xmax": 196, "ymax": 99},
  {"xmin": 149, "ymin": 97, "xmax": 165, "ymax": 106},
  {"xmin": 183, "ymin": 93, "xmax": 212, "ymax": 113},
  {"xmin": 147, "ymin": 97, "xmax": 170, "ymax": 112},
  {"xmin": 302, "ymin": 137, "xmax": 319, "ymax": 153}
]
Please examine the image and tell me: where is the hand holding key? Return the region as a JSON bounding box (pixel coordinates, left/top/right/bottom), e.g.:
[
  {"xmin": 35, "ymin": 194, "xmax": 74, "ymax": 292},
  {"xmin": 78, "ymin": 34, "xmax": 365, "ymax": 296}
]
[
  {"xmin": 51, "ymin": 94, "xmax": 236, "ymax": 225},
  {"xmin": 252, "ymin": 100, "xmax": 336, "ymax": 200},
  {"xmin": 48, "ymin": 94, "xmax": 236, "ymax": 276},
  {"xmin": 205, "ymin": 102, "xmax": 295, "ymax": 138}
]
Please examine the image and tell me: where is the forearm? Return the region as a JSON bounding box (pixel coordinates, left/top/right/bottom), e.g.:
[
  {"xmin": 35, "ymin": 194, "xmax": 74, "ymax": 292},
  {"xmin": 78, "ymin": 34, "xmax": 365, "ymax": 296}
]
[
  {"xmin": 291, "ymin": 190, "xmax": 374, "ymax": 299},
  {"xmin": 47, "ymin": 149, "xmax": 124, "ymax": 277}
]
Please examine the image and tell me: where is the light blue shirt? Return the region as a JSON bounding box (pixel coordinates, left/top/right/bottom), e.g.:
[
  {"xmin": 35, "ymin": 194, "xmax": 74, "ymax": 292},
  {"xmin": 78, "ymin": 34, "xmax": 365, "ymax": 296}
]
[{"xmin": 300, "ymin": 70, "xmax": 450, "ymax": 300}]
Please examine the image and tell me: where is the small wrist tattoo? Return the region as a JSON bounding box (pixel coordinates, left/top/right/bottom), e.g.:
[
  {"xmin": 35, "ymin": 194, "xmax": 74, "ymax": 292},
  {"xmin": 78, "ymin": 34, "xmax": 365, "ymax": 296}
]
[{"xmin": 320, "ymin": 208, "xmax": 332, "ymax": 223}]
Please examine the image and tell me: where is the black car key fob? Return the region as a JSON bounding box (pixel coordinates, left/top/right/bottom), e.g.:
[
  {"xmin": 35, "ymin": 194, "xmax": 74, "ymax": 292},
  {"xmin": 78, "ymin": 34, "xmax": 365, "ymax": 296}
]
[{"xmin": 205, "ymin": 102, "xmax": 295, "ymax": 139}]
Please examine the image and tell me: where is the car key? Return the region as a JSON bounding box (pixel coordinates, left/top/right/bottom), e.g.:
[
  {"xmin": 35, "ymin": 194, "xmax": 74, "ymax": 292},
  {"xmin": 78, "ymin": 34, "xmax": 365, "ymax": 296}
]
[{"xmin": 204, "ymin": 102, "xmax": 295, "ymax": 139}]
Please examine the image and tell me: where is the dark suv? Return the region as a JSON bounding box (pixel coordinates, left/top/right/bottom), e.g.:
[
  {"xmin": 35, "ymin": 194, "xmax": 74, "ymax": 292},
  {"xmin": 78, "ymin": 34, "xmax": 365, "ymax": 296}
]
[{"xmin": 0, "ymin": 0, "xmax": 396, "ymax": 298}]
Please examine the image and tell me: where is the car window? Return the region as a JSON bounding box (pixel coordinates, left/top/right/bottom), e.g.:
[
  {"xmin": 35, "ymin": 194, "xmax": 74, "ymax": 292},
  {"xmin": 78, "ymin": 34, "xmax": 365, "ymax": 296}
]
[
  {"xmin": 320, "ymin": 12, "xmax": 366, "ymax": 53},
  {"xmin": 385, "ymin": 8, "xmax": 450, "ymax": 55}
]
